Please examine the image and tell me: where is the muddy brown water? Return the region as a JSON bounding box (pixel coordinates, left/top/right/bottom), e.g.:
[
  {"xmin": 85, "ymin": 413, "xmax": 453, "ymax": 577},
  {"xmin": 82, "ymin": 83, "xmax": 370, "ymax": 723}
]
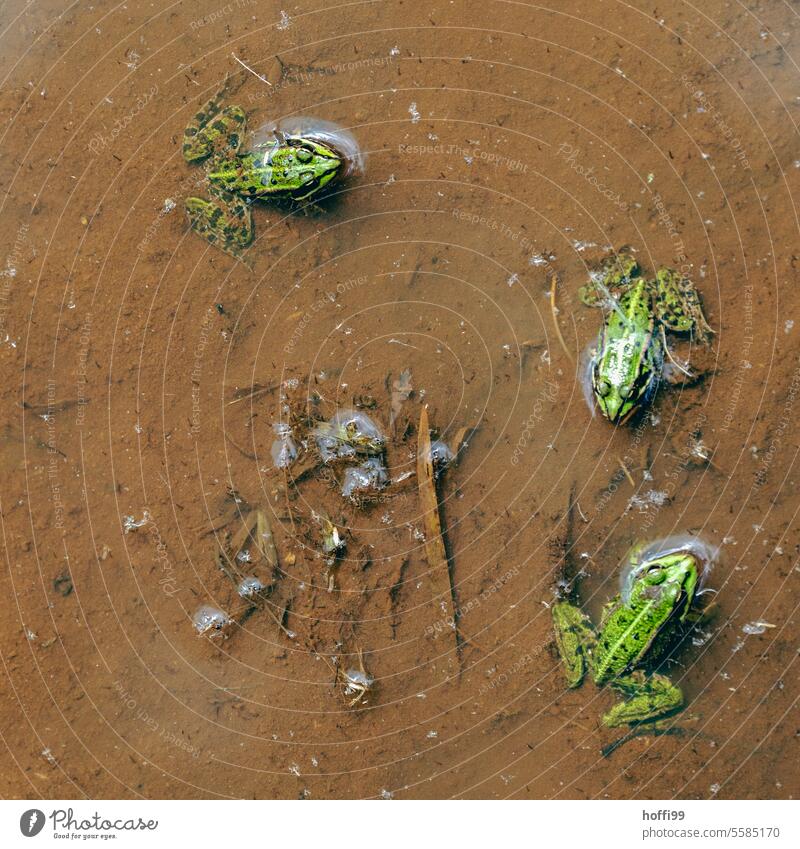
[{"xmin": 1, "ymin": 1, "xmax": 798, "ymax": 799}]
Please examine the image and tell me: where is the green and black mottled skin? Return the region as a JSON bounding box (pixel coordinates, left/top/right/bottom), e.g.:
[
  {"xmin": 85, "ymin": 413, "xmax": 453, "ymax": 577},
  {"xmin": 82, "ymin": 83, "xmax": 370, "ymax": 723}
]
[
  {"xmin": 581, "ymin": 251, "xmax": 713, "ymax": 423},
  {"xmin": 182, "ymin": 83, "xmax": 344, "ymax": 258},
  {"xmin": 552, "ymin": 551, "xmax": 699, "ymax": 727}
]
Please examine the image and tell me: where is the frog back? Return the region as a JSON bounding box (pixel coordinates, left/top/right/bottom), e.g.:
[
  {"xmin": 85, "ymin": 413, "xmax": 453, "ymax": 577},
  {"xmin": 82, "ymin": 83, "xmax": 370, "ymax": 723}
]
[{"xmin": 590, "ymin": 585, "xmax": 685, "ymax": 685}]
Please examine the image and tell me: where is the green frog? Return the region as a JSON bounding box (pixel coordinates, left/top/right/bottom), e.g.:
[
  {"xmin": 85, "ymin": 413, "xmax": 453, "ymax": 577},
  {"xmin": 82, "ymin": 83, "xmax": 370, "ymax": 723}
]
[
  {"xmin": 580, "ymin": 251, "xmax": 713, "ymax": 423},
  {"xmin": 182, "ymin": 83, "xmax": 350, "ymax": 258},
  {"xmin": 552, "ymin": 547, "xmax": 701, "ymax": 727}
]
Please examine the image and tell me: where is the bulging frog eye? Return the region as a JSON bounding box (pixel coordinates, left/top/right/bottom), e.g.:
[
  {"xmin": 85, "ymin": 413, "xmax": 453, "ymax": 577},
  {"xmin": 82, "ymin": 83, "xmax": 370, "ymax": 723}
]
[
  {"xmin": 296, "ymin": 148, "xmax": 313, "ymax": 163},
  {"xmin": 646, "ymin": 565, "xmax": 666, "ymax": 583},
  {"xmin": 596, "ymin": 380, "xmax": 611, "ymax": 397},
  {"xmin": 619, "ymin": 382, "xmax": 632, "ymax": 399}
]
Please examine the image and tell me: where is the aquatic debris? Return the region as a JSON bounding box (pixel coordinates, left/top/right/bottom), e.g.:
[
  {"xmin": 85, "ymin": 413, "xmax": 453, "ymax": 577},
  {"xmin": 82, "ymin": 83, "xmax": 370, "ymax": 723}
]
[
  {"xmin": 270, "ymin": 422, "xmax": 298, "ymax": 468},
  {"xmin": 342, "ymin": 456, "xmax": 389, "ymax": 499},
  {"xmin": 389, "ymin": 368, "xmax": 413, "ymax": 430},
  {"xmin": 617, "ymin": 456, "xmax": 635, "ymax": 487},
  {"xmin": 417, "ymin": 407, "xmax": 459, "ymax": 654},
  {"xmin": 742, "ymin": 621, "xmax": 775, "ymax": 636},
  {"xmin": 123, "ymin": 511, "xmax": 150, "ymax": 533},
  {"xmin": 626, "ymin": 489, "xmax": 669, "ymax": 514},
  {"xmin": 315, "ymin": 408, "xmax": 385, "ymax": 462},
  {"xmin": 319, "ymin": 514, "xmax": 346, "ymax": 556},
  {"xmin": 192, "ymin": 605, "xmax": 231, "ymax": 636},
  {"xmin": 549, "ymin": 272, "xmax": 574, "ymax": 363},
  {"xmin": 449, "ymin": 424, "xmax": 477, "ymax": 458},
  {"xmin": 237, "ymin": 576, "xmax": 267, "ymax": 598},
  {"xmin": 429, "ymin": 440, "xmax": 455, "ymax": 478},
  {"xmin": 338, "ymin": 650, "xmax": 374, "ymax": 706},
  {"xmin": 231, "ymin": 53, "xmax": 272, "ymax": 85},
  {"xmin": 217, "ymin": 508, "xmax": 278, "ymax": 613}
]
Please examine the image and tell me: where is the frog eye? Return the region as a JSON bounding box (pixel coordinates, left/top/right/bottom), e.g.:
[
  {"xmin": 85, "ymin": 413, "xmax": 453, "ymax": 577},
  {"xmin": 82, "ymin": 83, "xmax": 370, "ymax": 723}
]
[
  {"xmin": 646, "ymin": 565, "xmax": 666, "ymax": 583},
  {"xmin": 619, "ymin": 383, "xmax": 632, "ymax": 399},
  {"xmin": 296, "ymin": 148, "xmax": 313, "ymax": 163},
  {"xmin": 596, "ymin": 380, "xmax": 611, "ymax": 397}
]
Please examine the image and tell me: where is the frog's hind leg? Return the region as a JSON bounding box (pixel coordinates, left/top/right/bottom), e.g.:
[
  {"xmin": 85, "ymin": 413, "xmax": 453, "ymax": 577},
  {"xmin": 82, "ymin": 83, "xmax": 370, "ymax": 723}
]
[
  {"xmin": 185, "ymin": 183, "xmax": 253, "ymax": 261},
  {"xmin": 183, "ymin": 91, "xmax": 247, "ymax": 163},
  {"xmin": 552, "ymin": 602, "xmax": 597, "ymax": 688},
  {"xmin": 603, "ymin": 670, "xmax": 683, "ymax": 728},
  {"xmin": 652, "ymin": 269, "xmax": 714, "ymax": 342}
]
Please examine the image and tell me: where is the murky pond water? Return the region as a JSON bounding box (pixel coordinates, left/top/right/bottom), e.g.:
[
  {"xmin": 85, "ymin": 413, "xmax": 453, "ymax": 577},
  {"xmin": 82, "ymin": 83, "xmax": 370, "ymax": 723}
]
[{"xmin": 1, "ymin": 1, "xmax": 798, "ymax": 799}]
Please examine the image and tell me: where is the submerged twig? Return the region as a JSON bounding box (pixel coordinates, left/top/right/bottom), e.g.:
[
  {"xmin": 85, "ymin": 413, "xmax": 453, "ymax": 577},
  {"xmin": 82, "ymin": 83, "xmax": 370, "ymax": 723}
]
[
  {"xmin": 417, "ymin": 406, "xmax": 461, "ymax": 659},
  {"xmin": 549, "ymin": 273, "xmax": 574, "ymax": 363},
  {"xmin": 617, "ymin": 456, "xmax": 635, "ymax": 487},
  {"xmin": 231, "ymin": 53, "xmax": 273, "ymax": 85}
]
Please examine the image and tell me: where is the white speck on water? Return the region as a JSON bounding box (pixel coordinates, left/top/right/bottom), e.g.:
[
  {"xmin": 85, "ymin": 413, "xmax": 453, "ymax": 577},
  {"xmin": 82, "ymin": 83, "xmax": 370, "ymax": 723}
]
[
  {"xmin": 163, "ymin": 198, "xmax": 176, "ymax": 213},
  {"xmin": 123, "ymin": 511, "xmax": 150, "ymax": 533},
  {"xmin": 529, "ymin": 252, "xmax": 554, "ymax": 266},
  {"xmin": 380, "ymin": 788, "xmax": 394, "ymax": 799},
  {"xmin": 426, "ymin": 730, "xmax": 438, "ymax": 738},
  {"xmin": 288, "ymin": 763, "xmax": 301, "ymax": 776},
  {"xmin": 709, "ymin": 783, "xmax": 720, "ymax": 795},
  {"xmin": 691, "ymin": 629, "xmax": 713, "ymax": 647},
  {"xmin": 731, "ymin": 638, "xmax": 746, "ymax": 653},
  {"xmin": 408, "ymin": 102, "xmax": 420, "ymax": 123},
  {"xmin": 390, "ymin": 46, "xmax": 400, "ymax": 56},
  {"xmin": 742, "ymin": 621, "xmax": 775, "ymax": 635},
  {"xmin": 784, "ymin": 319, "xmax": 794, "ymax": 334},
  {"xmin": 42, "ymin": 748, "xmax": 57, "ymax": 765},
  {"xmin": 277, "ymin": 10, "xmax": 291, "ymax": 30},
  {"xmin": 507, "ymin": 272, "xmax": 519, "ymax": 287}
]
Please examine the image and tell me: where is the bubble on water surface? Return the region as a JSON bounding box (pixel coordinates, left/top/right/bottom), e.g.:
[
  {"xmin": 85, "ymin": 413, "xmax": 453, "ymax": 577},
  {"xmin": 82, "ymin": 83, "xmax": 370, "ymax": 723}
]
[{"xmin": 192, "ymin": 605, "xmax": 230, "ymax": 636}]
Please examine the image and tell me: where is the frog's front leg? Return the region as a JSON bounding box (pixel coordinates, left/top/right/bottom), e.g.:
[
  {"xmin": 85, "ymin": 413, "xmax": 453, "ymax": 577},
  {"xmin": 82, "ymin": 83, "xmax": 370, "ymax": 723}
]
[
  {"xmin": 552, "ymin": 602, "xmax": 597, "ymax": 688},
  {"xmin": 652, "ymin": 268, "xmax": 714, "ymax": 341},
  {"xmin": 185, "ymin": 181, "xmax": 253, "ymax": 260},
  {"xmin": 603, "ymin": 670, "xmax": 683, "ymax": 727}
]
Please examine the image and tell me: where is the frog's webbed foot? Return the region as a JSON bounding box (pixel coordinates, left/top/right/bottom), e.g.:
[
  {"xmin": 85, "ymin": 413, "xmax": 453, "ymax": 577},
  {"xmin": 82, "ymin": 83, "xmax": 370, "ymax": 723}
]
[
  {"xmin": 183, "ymin": 82, "xmax": 247, "ymax": 163},
  {"xmin": 578, "ymin": 282, "xmax": 607, "ymax": 308},
  {"xmin": 552, "ymin": 602, "xmax": 597, "ymax": 688},
  {"xmin": 603, "ymin": 670, "xmax": 683, "ymax": 727},
  {"xmin": 652, "ymin": 268, "xmax": 714, "ymax": 343},
  {"xmin": 185, "ymin": 183, "xmax": 254, "ymax": 262}
]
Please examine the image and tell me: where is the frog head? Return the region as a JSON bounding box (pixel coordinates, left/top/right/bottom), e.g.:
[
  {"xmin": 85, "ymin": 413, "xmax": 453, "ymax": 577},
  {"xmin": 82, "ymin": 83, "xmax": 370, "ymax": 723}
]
[
  {"xmin": 263, "ymin": 136, "xmax": 343, "ymax": 199},
  {"xmin": 631, "ymin": 551, "xmax": 699, "ymax": 621},
  {"xmin": 592, "ymin": 322, "xmax": 659, "ymax": 424}
]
